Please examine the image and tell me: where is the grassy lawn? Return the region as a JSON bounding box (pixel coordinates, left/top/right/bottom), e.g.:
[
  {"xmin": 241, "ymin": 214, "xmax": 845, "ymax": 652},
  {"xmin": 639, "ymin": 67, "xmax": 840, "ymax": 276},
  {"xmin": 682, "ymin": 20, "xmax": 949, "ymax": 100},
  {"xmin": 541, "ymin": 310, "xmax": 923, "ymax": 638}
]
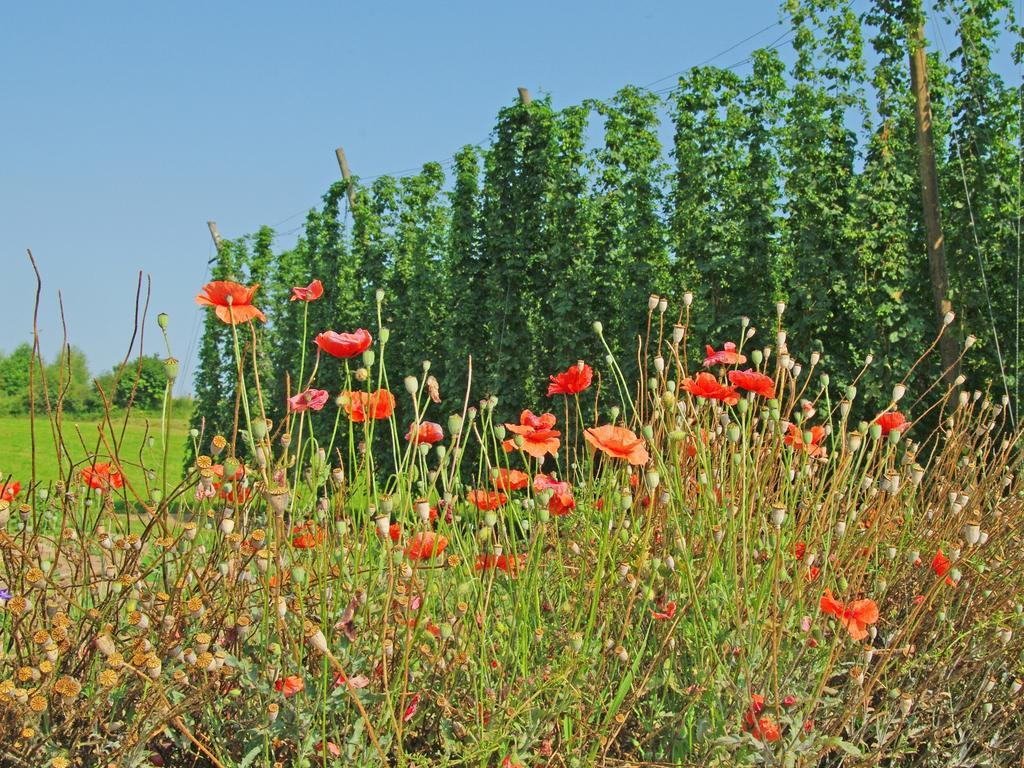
[{"xmin": 0, "ymin": 408, "xmax": 192, "ymax": 494}]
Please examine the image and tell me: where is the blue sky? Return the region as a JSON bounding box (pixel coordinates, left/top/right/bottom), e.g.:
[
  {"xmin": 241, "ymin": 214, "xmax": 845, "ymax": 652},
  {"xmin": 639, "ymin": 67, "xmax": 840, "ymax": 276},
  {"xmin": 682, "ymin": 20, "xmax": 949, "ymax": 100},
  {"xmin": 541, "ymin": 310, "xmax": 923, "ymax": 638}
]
[{"xmin": 0, "ymin": 1, "xmax": 1014, "ymax": 395}]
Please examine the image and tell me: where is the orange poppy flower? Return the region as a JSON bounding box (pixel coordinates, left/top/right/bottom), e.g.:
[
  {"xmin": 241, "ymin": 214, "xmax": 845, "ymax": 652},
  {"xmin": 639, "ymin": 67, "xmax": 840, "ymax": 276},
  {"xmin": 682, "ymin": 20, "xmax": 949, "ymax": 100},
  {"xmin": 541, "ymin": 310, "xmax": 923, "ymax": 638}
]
[
  {"xmin": 406, "ymin": 421, "xmax": 444, "ymax": 445},
  {"xmin": 493, "ymin": 468, "xmax": 529, "ymax": 491},
  {"xmin": 195, "ymin": 281, "xmax": 266, "ymax": 325},
  {"xmin": 80, "ymin": 462, "xmax": 124, "ymax": 491},
  {"xmin": 275, "ymin": 675, "xmax": 304, "ymax": 697},
  {"xmin": 468, "ymin": 489, "xmax": 507, "ymax": 511},
  {"xmin": 728, "ymin": 369, "xmax": 775, "ymax": 399},
  {"xmin": 743, "ymin": 694, "xmax": 781, "ymax": 742},
  {"xmin": 547, "ymin": 361, "xmax": 593, "ymax": 396},
  {"xmin": 290, "ymin": 279, "xmax": 324, "ymax": 302},
  {"xmin": 682, "ymin": 372, "xmax": 740, "ymax": 406},
  {"xmin": 533, "ymin": 473, "xmax": 575, "ymax": 516},
  {"xmin": 315, "ymin": 329, "xmax": 372, "ymax": 359},
  {"xmin": 651, "ymin": 601, "xmax": 677, "ymax": 620},
  {"xmin": 820, "ymin": 589, "xmax": 879, "ymax": 641},
  {"xmin": 342, "ymin": 390, "xmax": 396, "ymax": 422},
  {"xmin": 404, "ymin": 531, "xmax": 448, "ymax": 561},
  {"xmin": 292, "ymin": 522, "xmax": 324, "ymax": 549},
  {"xmin": 784, "ymin": 424, "xmax": 826, "ymax": 457},
  {"xmin": 932, "ymin": 549, "xmax": 956, "ymax": 586},
  {"xmin": 584, "ymin": 424, "xmax": 649, "ymax": 466},
  {"xmin": 703, "ymin": 341, "xmax": 746, "ymax": 367},
  {"xmin": 1, "ymin": 480, "xmax": 20, "ymax": 502},
  {"xmin": 504, "ymin": 410, "xmax": 561, "ymax": 459},
  {"xmin": 476, "ymin": 552, "xmax": 527, "ymax": 575},
  {"xmin": 874, "ymin": 411, "xmax": 909, "ymax": 436}
]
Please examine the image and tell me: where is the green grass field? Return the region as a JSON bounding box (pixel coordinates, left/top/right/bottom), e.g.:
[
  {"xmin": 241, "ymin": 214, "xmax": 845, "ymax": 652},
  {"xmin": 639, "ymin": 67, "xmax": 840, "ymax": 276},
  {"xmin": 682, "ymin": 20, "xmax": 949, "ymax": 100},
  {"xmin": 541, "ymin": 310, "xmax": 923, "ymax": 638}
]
[{"xmin": 0, "ymin": 409, "xmax": 192, "ymax": 495}]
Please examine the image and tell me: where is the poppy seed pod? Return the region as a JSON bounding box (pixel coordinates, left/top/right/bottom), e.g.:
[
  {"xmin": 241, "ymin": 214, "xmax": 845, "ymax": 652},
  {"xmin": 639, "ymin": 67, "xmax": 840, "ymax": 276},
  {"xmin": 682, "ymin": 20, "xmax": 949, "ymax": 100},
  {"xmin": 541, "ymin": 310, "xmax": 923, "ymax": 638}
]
[
  {"xmin": 770, "ymin": 505, "xmax": 786, "ymax": 528},
  {"xmin": 963, "ymin": 521, "xmax": 981, "ymax": 546},
  {"xmin": 672, "ymin": 324, "xmax": 685, "ymax": 344},
  {"xmin": 892, "ymin": 383, "xmax": 906, "ymax": 403},
  {"xmin": 648, "ymin": 294, "xmax": 659, "ymax": 311},
  {"xmin": 404, "ymin": 376, "xmax": 418, "ymax": 395},
  {"xmin": 943, "ymin": 310, "xmax": 956, "ymax": 326},
  {"xmin": 658, "ymin": 297, "xmax": 668, "ymax": 314},
  {"xmin": 683, "ymin": 291, "xmax": 694, "ymax": 307},
  {"xmin": 776, "ymin": 301, "xmax": 786, "ymax": 316},
  {"xmin": 593, "ymin": 321, "xmax": 603, "ymax": 335},
  {"xmin": 163, "ymin": 357, "xmax": 179, "ymax": 381},
  {"xmin": 900, "ymin": 694, "xmax": 913, "ymax": 716}
]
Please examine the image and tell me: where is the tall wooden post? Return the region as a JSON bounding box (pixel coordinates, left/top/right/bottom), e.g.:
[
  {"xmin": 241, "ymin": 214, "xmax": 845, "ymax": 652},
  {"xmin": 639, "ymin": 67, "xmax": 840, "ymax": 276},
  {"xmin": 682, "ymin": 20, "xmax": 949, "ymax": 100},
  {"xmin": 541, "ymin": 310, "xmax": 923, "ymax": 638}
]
[
  {"xmin": 909, "ymin": 23, "xmax": 960, "ymax": 382},
  {"xmin": 335, "ymin": 147, "xmax": 357, "ymax": 206},
  {"xmin": 207, "ymin": 221, "xmax": 223, "ymax": 264},
  {"xmin": 517, "ymin": 87, "xmax": 532, "ymax": 106}
]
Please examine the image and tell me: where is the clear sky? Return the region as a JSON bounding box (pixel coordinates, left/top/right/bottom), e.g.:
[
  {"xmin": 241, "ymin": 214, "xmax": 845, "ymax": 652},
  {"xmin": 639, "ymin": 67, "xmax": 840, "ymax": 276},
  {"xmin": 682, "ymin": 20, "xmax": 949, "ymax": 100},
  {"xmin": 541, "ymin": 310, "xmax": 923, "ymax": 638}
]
[{"xmin": 0, "ymin": 1, "xmax": 1012, "ymax": 395}]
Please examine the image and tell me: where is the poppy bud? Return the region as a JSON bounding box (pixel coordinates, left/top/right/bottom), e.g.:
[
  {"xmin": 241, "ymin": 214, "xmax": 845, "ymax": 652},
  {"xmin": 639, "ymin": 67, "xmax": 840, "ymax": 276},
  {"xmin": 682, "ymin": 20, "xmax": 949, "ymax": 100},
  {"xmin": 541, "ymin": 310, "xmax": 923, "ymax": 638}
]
[
  {"xmin": 190, "ymin": 428, "xmax": 199, "ymax": 438},
  {"xmin": 593, "ymin": 321, "xmax": 603, "ymax": 335},
  {"xmin": 375, "ymin": 287, "xmax": 385, "ymax": 304}
]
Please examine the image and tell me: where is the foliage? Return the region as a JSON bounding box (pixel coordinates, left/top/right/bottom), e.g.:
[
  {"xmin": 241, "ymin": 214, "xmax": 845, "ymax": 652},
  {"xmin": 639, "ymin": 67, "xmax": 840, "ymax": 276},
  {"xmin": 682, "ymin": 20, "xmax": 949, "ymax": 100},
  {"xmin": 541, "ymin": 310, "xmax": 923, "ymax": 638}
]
[{"xmin": 3, "ymin": 281, "xmax": 1022, "ymax": 766}]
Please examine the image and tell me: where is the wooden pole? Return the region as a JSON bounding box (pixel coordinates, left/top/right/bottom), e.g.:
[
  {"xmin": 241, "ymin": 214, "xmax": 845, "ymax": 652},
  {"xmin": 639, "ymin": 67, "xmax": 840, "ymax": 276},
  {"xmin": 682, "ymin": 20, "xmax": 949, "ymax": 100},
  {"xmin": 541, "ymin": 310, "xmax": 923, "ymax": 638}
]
[
  {"xmin": 335, "ymin": 147, "xmax": 357, "ymax": 206},
  {"xmin": 517, "ymin": 87, "xmax": 532, "ymax": 106},
  {"xmin": 909, "ymin": 23, "xmax": 960, "ymax": 382},
  {"xmin": 207, "ymin": 221, "xmax": 222, "ymax": 263}
]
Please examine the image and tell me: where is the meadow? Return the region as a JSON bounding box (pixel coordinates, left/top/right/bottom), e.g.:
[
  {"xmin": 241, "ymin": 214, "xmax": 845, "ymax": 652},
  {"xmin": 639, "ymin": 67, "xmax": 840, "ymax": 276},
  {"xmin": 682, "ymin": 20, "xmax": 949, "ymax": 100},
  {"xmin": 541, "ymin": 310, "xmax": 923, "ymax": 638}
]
[
  {"xmin": 0, "ymin": 411, "xmax": 191, "ymax": 496},
  {"xmin": 1, "ymin": 279, "xmax": 1022, "ymax": 767}
]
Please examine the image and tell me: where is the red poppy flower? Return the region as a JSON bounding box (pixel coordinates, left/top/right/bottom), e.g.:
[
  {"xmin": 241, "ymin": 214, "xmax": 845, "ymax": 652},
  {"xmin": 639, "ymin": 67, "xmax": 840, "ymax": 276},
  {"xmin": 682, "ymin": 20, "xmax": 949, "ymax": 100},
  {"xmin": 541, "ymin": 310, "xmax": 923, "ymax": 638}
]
[
  {"xmin": 467, "ymin": 489, "xmax": 507, "ymax": 511},
  {"xmin": 195, "ymin": 281, "xmax": 266, "ymax": 325},
  {"xmin": 404, "ymin": 531, "xmax": 448, "ymax": 561},
  {"xmin": 342, "ymin": 390, "xmax": 395, "ymax": 422},
  {"xmin": 651, "ymin": 601, "xmax": 677, "ymax": 620},
  {"xmin": 274, "ymin": 675, "xmax": 304, "ymax": 697},
  {"xmin": 476, "ymin": 552, "xmax": 527, "ymax": 575},
  {"xmin": 728, "ymin": 369, "xmax": 775, "ymax": 399},
  {"xmin": 504, "ymin": 410, "xmax": 561, "ymax": 459},
  {"xmin": 493, "ymin": 468, "xmax": 529, "ymax": 491},
  {"xmin": 584, "ymin": 424, "xmax": 649, "ymax": 465},
  {"xmin": 703, "ymin": 341, "xmax": 746, "ymax": 367},
  {"xmin": 288, "ymin": 388, "xmax": 329, "ymax": 413},
  {"xmin": 315, "ymin": 329, "xmax": 372, "ymax": 359},
  {"xmin": 406, "ymin": 421, "xmax": 444, "ymax": 446},
  {"xmin": 784, "ymin": 424, "xmax": 826, "ymax": 457},
  {"xmin": 402, "ymin": 692, "xmax": 420, "ymax": 722},
  {"xmin": 874, "ymin": 411, "xmax": 909, "ymax": 436},
  {"xmin": 931, "ymin": 549, "xmax": 950, "ymax": 576},
  {"xmin": 804, "ymin": 566, "xmax": 820, "ymax": 582},
  {"xmin": 388, "ymin": 522, "xmax": 401, "ymax": 543},
  {"xmin": 215, "ymin": 483, "xmax": 252, "ymax": 504},
  {"xmin": 793, "ymin": 540, "xmax": 806, "ymax": 560},
  {"xmin": 80, "ymin": 462, "xmax": 124, "ymax": 491},
  {"xmin": 1, "ymin": 481, "xmax": 20, "ymax": 502},
  {"xmin": 681, "ymin": 372, "xmax": 740, "ymax": 406},
  {"xmin": 820, "ymin": 589, "xmax": 879, "ymax": 641},
  {"xmin": 534, "ymin": 473, "xmax": 575, "ymax": 516},
  {"xmin": 547, "ymin": 361, "xmax": 593, "ymax": 396},
  {"xmin": 291, "ymin": 279, "xmax": 324, "ymax": 302},
  {"xmin": 313, "ymin": 741, "xmax": 341, "ymax": 759},
  {"xmin": 292, "ymin": 522, "xmax": 324, "ymax": 549}
]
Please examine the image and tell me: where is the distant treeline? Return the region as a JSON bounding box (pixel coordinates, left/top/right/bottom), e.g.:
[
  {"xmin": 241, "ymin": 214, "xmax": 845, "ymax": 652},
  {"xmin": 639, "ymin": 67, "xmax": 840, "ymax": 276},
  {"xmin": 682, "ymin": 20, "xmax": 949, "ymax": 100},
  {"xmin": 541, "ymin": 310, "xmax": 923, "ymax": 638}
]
[
  {"xmin": 0, "ymin": 345, "xmax": 188, "ymax": 416},
  {"xmin": 190, "ymin": 0, "xmax": 1022, "ymax": 453}
]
